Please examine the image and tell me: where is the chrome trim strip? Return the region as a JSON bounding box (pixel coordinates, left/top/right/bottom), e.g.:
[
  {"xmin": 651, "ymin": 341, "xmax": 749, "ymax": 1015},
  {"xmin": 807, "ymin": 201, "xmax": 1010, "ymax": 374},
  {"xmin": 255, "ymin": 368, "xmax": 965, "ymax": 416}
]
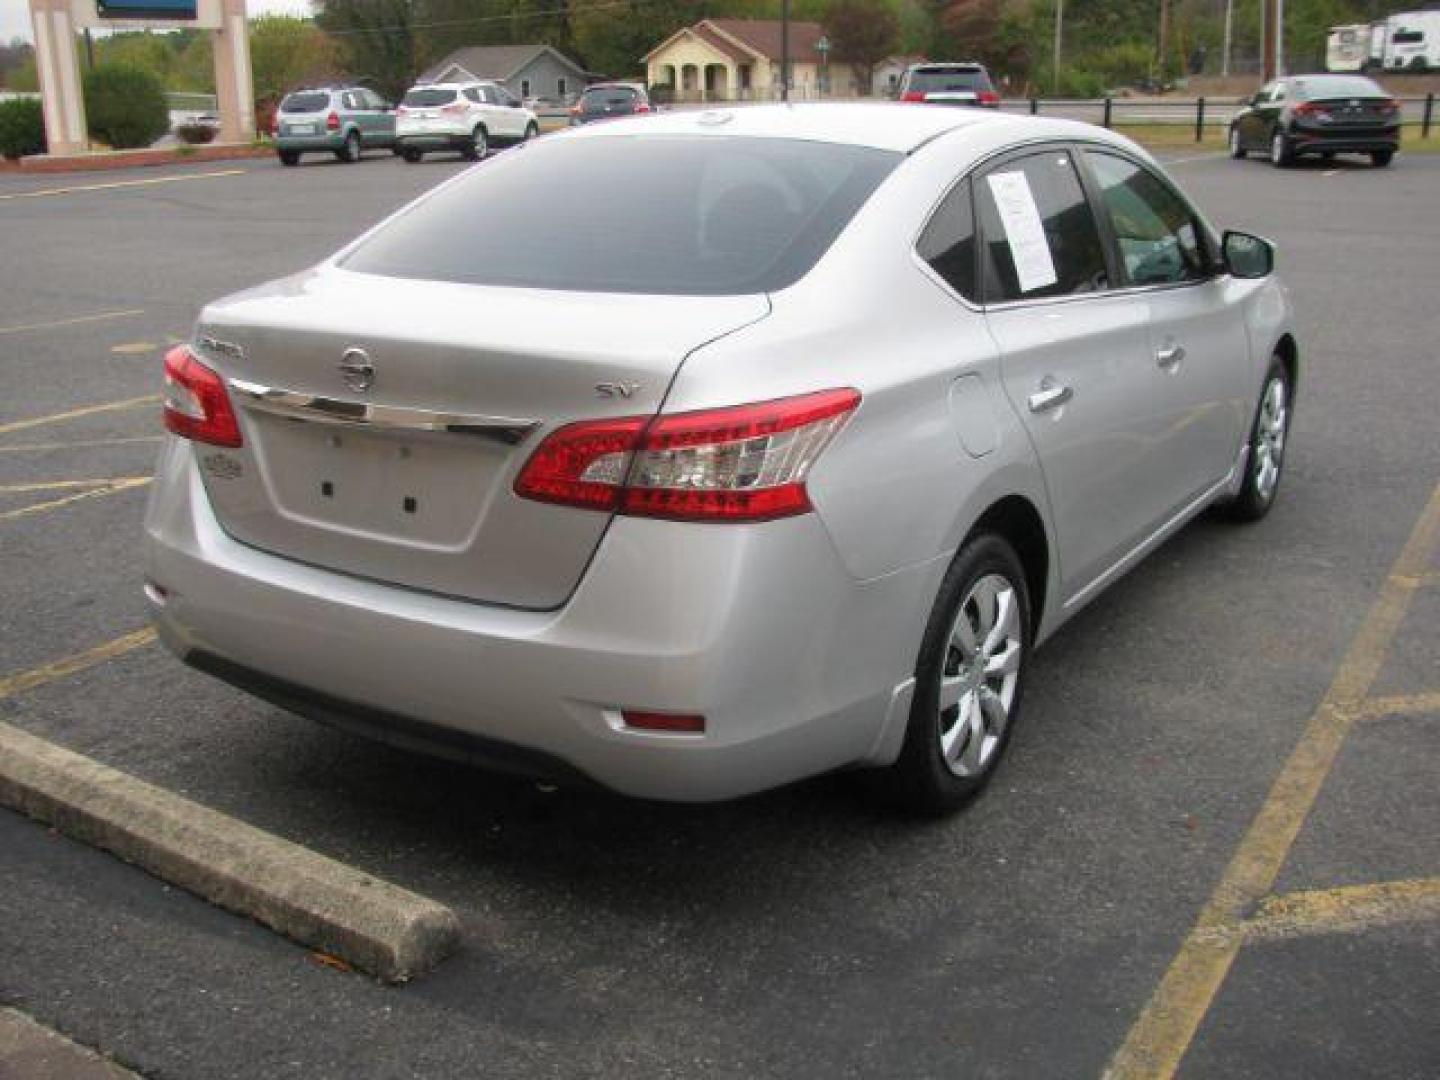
[{"xmin": 227, "ymin": 379, "xmax": 540, "ymax": 445}]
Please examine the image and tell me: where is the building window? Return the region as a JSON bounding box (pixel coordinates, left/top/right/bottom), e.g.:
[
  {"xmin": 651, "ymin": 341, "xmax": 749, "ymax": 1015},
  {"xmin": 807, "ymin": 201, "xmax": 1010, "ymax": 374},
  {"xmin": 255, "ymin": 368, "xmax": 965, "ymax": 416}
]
[
  {"xmin": 558, "ymin": 77, "xmax": 568, "ymax": 98},
  {"xmin": 521, "ymin": 79, "xmax": 531, "ymax": 98}
]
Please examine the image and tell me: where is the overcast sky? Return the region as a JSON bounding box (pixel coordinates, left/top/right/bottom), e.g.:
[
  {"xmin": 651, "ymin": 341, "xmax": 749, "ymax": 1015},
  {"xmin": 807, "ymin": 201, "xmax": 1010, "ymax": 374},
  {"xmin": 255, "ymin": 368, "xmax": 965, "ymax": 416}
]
[{"xmin": 2, "ymin": 0, "xmax": 313, "ymax": 45}]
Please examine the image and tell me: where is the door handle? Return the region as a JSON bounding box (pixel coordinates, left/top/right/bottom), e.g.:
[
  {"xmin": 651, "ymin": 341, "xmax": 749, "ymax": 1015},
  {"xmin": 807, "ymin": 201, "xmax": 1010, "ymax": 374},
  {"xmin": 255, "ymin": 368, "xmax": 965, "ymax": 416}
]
[
  {"xmin": 1028, "ymin": 381, "xmax": 1073, "ymax": 414},
  {"xmin": 1156, "ymin": 344, "xmax": 1186, "ymax": 369}
]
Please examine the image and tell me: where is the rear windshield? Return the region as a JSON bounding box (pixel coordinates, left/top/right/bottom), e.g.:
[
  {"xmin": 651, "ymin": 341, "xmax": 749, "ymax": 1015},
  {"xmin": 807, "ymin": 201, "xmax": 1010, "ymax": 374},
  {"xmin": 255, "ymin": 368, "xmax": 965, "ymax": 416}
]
[
  {"xmin": 908, "ymin": 67, "xmax": 991, "ymax": 93},
  {"xmin": 582, "ymin": 87, "xmax": 639, "ymax": 108},
  {"xmin": 402, "ymin": 87, "xmax": 458, "ymax": 107},
  {"xmin": 280, "ymin": 92, "xmax": 330, "ymax": 114},
  {"xmin": 342, "ymin": 136, "xmax": 900, "ymax": 295},
  {"xmin": 1293, "ymin": 76, "xmax": 1387, "ymax": 99}
]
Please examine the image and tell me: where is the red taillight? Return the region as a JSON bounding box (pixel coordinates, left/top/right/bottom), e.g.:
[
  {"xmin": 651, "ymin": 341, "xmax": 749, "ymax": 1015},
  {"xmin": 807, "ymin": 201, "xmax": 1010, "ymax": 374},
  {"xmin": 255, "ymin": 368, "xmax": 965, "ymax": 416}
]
[
  {"xmin": 326, "ymin": 110, "xmax": 339, "ymax": 131},
  {"xmin": 1379, "ymin": 98, "xmax": 1400, "ymax": 116},
  {"xmin": 634, "ymin": 102, "xmax": 652, "ymax": 114},
  {"xmin": 978, "ymin": 90, "xmax": 1000, "ymax": 105},
  {"xmin": 622, "ymin": 710, "xmax": 705, "ymax": 734},
  {"xmin": 441, "ymin": 102, "xmax": 468, "ymax": 115},
  {"xmin": 901, "ymin": 91, "xmax": 926, "ymax": 103},
  {"xmin": 396, "ymin": 104, "xmax": 410, "ymax": 116},
  {"xmin": 162, "ymin": 345, "xmax": 242, "ymax": 448},
  {"xmin": 514, "ymin": 388, "xmax": 861, "ymax": 523},
  {"xmin": 570, "ymin": 104, "xmax": 582, "ymax": 116},
  {"xmin": 1293, "ymin": 102, "xmax": 1329, "ymax": 118}
]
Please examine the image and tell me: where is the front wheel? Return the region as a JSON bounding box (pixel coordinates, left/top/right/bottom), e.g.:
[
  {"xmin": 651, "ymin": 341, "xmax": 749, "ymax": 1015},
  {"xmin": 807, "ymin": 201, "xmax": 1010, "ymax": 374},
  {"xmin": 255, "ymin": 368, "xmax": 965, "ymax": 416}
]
[
  {"xmin": 464, "ymin": 126, "xmax": 488, "ymax": 161},
  {"xmin": 1270, "ymin": 128, "xmax": 1294, "ymax": 168},
  {"xmin": 873, "ymin": 534, "xmax": 1031, "ymax": 815},
  {"xmin": 1371, "ymin": 149, "xmax": 1394, "ymax": 167},
  {"xmin": 1221, "ymin": 357, "xmax": 1292, "ymax": 523},
  {"xmin": 1228, "ymin": 126, "xmax": 1246, "ymax": 159},
  {"xmin": 523, "ymin": 122, "xmax": 539, "ymax": 142}
]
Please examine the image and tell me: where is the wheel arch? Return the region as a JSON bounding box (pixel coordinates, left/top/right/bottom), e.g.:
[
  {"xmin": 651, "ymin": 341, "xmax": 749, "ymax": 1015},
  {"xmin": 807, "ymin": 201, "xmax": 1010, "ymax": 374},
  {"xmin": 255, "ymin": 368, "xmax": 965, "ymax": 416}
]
[{"xmin": 964, "ymin": 493, "xmax": 1050, "ymax": 636}]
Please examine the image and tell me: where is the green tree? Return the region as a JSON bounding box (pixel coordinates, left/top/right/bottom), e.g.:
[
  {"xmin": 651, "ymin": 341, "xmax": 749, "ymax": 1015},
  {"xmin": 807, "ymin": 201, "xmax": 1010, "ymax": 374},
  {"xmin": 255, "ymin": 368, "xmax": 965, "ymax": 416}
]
[
  {"xmin": 250, "ymin": 15, "xmax": 347, "ymax": 101},
  {"xmin": 314, "ymin": 0, "xmax": 419, "ymax": 99},
  {"xmin": 827, "ymin": 0, "xmax": 900, "ymax": 93}
]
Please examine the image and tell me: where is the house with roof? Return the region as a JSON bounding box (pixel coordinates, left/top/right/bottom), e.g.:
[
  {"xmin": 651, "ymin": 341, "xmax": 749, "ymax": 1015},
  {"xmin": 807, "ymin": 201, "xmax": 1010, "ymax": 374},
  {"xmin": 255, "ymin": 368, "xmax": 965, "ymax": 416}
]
[
  {"xmin": 643, "ymin": 19, "xmax": 831, "ymax": 103},
  {"xmin": 419, "ymin": 45, "xmax": 591, "ymax": 104}
]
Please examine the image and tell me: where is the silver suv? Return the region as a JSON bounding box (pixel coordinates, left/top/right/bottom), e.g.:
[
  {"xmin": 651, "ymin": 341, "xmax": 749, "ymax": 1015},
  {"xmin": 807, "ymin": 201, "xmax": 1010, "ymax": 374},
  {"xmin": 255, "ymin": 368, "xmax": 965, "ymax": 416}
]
[
  {"xmin": 147, "ymin": 105, "xmax": 1295, "ymax": 813},
  {"xmin": 272, "ymin": 86, "xmax": 396, "ymax": 166}
]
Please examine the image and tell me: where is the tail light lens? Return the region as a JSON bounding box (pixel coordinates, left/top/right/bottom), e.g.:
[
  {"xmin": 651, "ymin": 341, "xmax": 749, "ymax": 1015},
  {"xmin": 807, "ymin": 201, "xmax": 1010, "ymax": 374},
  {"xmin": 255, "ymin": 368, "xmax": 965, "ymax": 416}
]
[
  {"xmin": 514, "ymin": 388, "xmax": 860, "ymax": 522},
  {"xmin": 1293, "ymin": 102, "xmax": 1323, "ymax": 116},
  {"xmin": 326, "ymin": 110, "xmax": 339, "ymax": 131},
  {"xmin": 162, "ymin": 345, "xmax": 242, "ymax": 448},
  {"xmin": 634, "ymin": 102, "xmax": 652, "ymax": 114},
  {"xmin": 1379, "ymin": 98, "xmax": 1400, "ymax": 116},
  {"xmin": 901, "ymin": 91, "xmax": 926, "ymax": 103},
  {"xmin": 978, "ymin": 90, "xmax": 1000, "ymax": 105},
  {"xmin": 441, "ymin": 102, "xmax": 468, "ymax": 115}
]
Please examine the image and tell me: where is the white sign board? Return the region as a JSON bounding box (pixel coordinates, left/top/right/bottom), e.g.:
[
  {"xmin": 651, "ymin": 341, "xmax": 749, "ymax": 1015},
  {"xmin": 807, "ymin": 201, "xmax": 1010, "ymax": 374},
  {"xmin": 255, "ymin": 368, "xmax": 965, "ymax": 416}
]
[{"xmin": 985, "ymin": 170, "xmax": 1058, "ymax": 294}]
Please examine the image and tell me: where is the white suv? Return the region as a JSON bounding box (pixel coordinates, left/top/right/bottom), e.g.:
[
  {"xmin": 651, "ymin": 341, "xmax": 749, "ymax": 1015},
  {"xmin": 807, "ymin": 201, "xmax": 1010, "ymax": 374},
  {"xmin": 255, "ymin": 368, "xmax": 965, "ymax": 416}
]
[{"xmin": 396, "ymin": 81, "xmax": 540, "ymax": 162}]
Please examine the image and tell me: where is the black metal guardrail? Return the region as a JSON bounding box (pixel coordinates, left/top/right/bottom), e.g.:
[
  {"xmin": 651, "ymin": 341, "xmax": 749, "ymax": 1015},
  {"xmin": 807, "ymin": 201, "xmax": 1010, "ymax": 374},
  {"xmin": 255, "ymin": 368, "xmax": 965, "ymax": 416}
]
[{"xmin": 1016, "ymin": 92, "xmax": 1435, "ymax": 140}]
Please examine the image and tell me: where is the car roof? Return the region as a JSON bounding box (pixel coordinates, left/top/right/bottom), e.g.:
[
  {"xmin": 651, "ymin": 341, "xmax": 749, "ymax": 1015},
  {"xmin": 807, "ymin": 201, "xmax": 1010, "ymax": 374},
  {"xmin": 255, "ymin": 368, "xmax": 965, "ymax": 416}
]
[
  {"xmin": 911, "ymin": 62, "xmax": 986, "ymax": 71},
  {"xmin": 564, "ymin": 102, "xmax": 1012, "ymax": 153}
]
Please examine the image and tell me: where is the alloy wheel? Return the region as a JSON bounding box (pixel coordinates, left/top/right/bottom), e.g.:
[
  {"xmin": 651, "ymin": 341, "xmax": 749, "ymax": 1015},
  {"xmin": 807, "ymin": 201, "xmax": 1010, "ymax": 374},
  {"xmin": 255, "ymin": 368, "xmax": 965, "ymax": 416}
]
[
  {"xmin": 1253, "ymin": 375, "xmax": 1288, "ymax": 502},
  {"xmin": 938, "ymin": 573, "xmax": 1022, "ymax": 778}
]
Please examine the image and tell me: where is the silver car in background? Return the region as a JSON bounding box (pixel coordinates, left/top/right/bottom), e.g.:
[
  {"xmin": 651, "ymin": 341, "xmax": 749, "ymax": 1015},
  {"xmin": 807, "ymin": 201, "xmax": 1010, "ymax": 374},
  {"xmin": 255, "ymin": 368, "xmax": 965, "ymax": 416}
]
[{"xmin": 146, "ymin": 105, "xmax": 1296, "ymax": 813}]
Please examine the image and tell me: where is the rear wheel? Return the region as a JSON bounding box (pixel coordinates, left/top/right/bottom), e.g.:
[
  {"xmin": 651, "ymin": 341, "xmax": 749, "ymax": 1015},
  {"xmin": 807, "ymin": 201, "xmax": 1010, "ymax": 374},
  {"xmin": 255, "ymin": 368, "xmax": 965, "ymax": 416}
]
[
  {"xmin": 1228, "ymin": 126, "xmax": 1246, "ymax": 159},
  {"xmin": 464, "ymin": 125, "xmax": 488, "ymax": 161},
  {"xmin": 1269, "ymin": 128, "xmax": 1294, "ymax": 167},
  {"xmin": 874, "ymin": 534, "xmax": 1030, "ymax": 816},
  {"xmin": 335, "ymin": 131, "xmax": 360, "ymax": 163},
  {"xmin": 1221, "ymin": 356, "xmax": 1291, "ymax": 523},
  {"xmin": 523, "ymin": 122, "xmax": 539, "ymax": 142},
  {"xmin": 278, "ymin": 150, "xmax": 300, "ymax": 167},
  {"xmin": 1371, "ymin": 149, "xmax": 1394, "ymax": 167}
]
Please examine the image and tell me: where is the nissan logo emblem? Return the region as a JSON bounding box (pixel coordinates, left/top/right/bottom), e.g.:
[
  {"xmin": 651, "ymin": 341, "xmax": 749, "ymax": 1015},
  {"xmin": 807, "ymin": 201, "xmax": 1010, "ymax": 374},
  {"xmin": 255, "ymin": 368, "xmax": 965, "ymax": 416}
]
[{"xmin": 339, "ymin": 348, "xmax": 376, "ymax": 393}]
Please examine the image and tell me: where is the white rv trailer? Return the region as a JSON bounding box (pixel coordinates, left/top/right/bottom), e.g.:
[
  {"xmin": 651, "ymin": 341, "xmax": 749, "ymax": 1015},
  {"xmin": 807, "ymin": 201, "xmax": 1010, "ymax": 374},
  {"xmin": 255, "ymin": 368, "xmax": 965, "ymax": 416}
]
[
  {"xmin": 1326, "ymin": 24, "xmax": 1373, "ymax": 71},
  {"xmin": 1380, "ymin": 11, "xmax": 1440, "ymax": 72}
]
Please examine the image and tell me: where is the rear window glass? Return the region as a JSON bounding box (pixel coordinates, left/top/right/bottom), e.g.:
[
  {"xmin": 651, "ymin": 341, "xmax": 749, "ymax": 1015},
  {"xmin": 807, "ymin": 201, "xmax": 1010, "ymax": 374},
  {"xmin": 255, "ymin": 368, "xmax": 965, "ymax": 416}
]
[
  {"xmin": 402, "ymin": 87, "xmax": 458, "ymax": 107},
  {"xmin": 342, "ymin": 136, "xmax": 900, "ymax": 296},
  {"xmin": 1293, "ymin": 76, "xmax": 1386, "ymax": 98},
  {"xmin": 582, "ymin": 87, "xmax": 638, "ymax": 108},
  {"xmin": 908, "ymin": 67, "xmax": 991, "ymax": 93},
  {"xmin": 280, "ymin": 92, "xmax": 330, "ymax": 114}
]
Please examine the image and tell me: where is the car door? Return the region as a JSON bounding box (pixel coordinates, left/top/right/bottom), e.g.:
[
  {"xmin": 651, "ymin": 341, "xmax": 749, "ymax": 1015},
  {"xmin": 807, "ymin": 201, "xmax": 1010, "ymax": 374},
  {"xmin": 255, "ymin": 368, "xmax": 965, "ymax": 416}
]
[
  {"xmin": 1240, "ymin": 83, "xmax": 1276, "ymax": 148},
  {"xmin": 1079, "ymin": 148, "xmax": 1252, "ymax": 517},
  {"xmin": 976, "ymin": 146, "xmax": 1166, "ymax": 603},
  {"xmin": 363, "ymin": 89, "xmax": 394, "ymax": 144},
  {"xmin": 484, "ymin": 85, "xmax": 522, "ymax": 138}
]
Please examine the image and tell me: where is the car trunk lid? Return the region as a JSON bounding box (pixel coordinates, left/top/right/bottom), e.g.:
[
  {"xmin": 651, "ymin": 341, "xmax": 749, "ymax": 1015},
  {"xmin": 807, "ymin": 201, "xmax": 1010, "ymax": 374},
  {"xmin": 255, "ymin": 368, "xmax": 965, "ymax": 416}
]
[{"xmin": 192, "ymin": 268, "xmax": 769, "ymax": 608}]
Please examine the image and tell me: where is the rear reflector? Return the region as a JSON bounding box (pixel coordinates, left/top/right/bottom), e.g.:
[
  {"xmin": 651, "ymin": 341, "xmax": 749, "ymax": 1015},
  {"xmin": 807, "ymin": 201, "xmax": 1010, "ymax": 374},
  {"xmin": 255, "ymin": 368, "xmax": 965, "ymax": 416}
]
[
  {"xmin": 622, "ymin": 711, "xmax": 705, "ymax": 734},
  {"xmin": 162, "ymin": 345, "xmax": 242, "ymax": 447},
  {"xmin": 514, "ymin": 388, "xmax": 860, "ymax": 522},
  {"xmin": 901, "ymin": 91, "xmax": 926, "ymax": 102}
]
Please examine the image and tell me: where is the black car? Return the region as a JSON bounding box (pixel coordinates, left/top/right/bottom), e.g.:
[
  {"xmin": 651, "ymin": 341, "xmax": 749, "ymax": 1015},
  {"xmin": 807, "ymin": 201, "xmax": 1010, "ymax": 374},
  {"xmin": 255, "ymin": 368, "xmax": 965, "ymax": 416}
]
[
  {"xmin": 896, "ymin": 63, "xmax": 1000, "ymax": 108},
  {"xmin": 1229, "ymin": 74, "xmax": 1400, "ymax": 168},
  {"xmin": 570, "ymin": 83, "xmax": 652, "ymax": 125}
]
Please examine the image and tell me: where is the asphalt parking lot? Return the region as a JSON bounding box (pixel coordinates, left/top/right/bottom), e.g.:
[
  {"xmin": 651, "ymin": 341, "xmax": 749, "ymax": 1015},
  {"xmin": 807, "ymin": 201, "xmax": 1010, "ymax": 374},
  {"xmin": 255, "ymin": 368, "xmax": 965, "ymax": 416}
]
[{"xmin": 1, "ymin": 143, "xmax": 1437, "ymax": 1079}]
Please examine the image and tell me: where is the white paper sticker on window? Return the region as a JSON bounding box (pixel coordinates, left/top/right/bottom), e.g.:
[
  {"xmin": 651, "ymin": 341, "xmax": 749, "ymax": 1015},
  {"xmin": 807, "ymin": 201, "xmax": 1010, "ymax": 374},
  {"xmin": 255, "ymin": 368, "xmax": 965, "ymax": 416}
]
[{"xmin": 986, "ymin": 170, "xmax": 1058, "ymax": 294}]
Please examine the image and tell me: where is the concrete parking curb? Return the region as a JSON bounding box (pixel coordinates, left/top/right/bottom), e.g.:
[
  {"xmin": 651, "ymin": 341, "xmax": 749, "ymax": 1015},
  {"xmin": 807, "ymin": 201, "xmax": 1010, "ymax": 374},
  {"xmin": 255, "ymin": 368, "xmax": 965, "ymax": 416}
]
[
  {"xmin": 0, "ymin": 1008, "xmax": 139, "ymax": 1079},
  {"xmin": 0, "ymin": 720, "xmax": 461, "ymax": 983}
]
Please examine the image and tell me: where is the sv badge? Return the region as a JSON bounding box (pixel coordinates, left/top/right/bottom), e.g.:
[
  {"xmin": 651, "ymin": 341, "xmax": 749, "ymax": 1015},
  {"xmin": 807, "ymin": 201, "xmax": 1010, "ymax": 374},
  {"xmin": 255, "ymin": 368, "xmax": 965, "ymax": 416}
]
[{"xmin": 595, "ymin": 381, "xmax": 641, "ymax": 400}]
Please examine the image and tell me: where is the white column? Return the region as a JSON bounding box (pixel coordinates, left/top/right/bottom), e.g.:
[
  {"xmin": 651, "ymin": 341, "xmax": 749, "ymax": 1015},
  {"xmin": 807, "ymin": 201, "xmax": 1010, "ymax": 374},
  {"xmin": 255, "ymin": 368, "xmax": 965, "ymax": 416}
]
[
  {"xmin": 29, "ymin": 0, "xmax": 87, "ymax": 155},
  {"xmin": 212, "ymin": 0, "xmax": 254, "ymax": 144}
]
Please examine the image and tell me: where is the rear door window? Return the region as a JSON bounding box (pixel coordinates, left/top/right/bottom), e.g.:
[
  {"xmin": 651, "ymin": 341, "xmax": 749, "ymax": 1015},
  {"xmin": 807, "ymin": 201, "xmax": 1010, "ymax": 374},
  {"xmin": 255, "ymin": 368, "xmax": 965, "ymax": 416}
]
[{"xmin": 975, "ymin": 150, "xmax": 1111, "ymax": 303}]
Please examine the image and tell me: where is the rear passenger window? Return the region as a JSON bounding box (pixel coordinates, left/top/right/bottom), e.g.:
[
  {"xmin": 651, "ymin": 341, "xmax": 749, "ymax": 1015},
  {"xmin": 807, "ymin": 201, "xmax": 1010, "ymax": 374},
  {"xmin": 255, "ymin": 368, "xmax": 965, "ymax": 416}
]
[
  {"xmin": 975, "ymin": 151, "xmax": 1109, "ymax": 303},
  {"xmin": 917, "ymin": 178, "xmax": 978, "ymax": 302}
]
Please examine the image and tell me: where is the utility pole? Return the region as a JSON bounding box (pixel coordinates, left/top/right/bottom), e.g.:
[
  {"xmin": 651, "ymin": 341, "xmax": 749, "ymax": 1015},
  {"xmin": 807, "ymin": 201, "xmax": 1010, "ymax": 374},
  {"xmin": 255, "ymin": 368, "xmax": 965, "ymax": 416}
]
[
  {"xmin": 1262, "ymin": 0, "xmax": 1276, "ymax": 79},
  {"xmin": 1275, "ymin": 0, "xmax": 1285, "ymax": 76},
  {"xmin": 1222, "ymin": 0, "xmax": 1233, "ymax": 78},
  {"xmin": 781, "ymin": 0, "xmax": 790, "ymax": 102},
  {"xmin": 1053, "ymin": 0, "xmax": 1063, "ymax": 96},
  {"xmin": 1157, "ymin": 0, "xmax": 1170, "ymax": 83}
]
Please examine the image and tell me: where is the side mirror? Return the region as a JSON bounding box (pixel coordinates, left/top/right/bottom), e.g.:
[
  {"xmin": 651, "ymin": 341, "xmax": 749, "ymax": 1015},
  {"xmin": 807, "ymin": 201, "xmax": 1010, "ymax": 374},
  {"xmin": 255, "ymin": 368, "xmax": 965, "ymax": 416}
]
[{"xmin": 1222, "ymin": 231, "xmax": 1274, "ymax": 279}]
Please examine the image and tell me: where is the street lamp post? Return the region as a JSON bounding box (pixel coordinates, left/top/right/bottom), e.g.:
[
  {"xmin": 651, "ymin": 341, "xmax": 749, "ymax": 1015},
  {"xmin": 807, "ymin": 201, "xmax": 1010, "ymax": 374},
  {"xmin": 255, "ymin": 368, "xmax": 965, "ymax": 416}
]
[
  {"xmin": 817, "ymin": 35, "xmax": 830, "ymax": 98},
  {"xmin": 781, "ymin": 0, "xmax": 791, "ymax": 102}
]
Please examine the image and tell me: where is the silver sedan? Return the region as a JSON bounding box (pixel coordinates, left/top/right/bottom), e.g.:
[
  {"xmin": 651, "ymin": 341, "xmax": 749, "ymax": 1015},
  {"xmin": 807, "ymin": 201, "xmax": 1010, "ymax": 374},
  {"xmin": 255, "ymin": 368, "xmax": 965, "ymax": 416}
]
[{"xmin": 145, "ymin": 104, "xmax": 1296, "ymax": 813}]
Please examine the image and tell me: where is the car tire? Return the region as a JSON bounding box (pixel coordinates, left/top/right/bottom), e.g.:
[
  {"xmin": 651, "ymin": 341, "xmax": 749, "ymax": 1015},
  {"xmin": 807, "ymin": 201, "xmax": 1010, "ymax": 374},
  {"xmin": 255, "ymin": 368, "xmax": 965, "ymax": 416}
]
[
  {"xmin": 464, "ymin": 125, "xmax": 488, "ymax": 161},
  {"xmin": 335, "ymin": 131, "xmax": 360, "ymax": 163},
  {"xmin": 872, "ymin": 534, "xmax": 1031, "ymax": 816},
  {"xmin": 523, "ymin": 122, "xmax": 539, "ymax": 142},
  {"xmin": 1221, "ymin": 356, "xmax": 1292, "ymax": 523},
  {"xmin": 401, "ymin": 147, "xmax": 423, "ymax": 164},
  {"xmin": 1371, "ymin": 149, "xmax": 1394, "ymax": 167},
  {"xmin": 1229, "ymin": 126, "xmax": 1246, "ymax": 159},
  {"xmin": 1269, "ymin": 128, "xmax": 1294, "ymax": 167},
  {"xmin": 278, "ymin": 150, "xmax": 300, "ymax": 167}
]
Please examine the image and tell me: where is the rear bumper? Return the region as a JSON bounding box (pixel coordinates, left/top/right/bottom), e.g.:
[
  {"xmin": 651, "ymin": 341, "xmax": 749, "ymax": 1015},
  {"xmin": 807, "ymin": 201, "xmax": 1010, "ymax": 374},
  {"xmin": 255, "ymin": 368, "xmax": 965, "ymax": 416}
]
[
  {"xmin": 1290, "ymin": 125, "xmax": 1399, "ymax": 153},
  {"xmin": 395, "ymin": 130, "xmax": 471, "ymax": 151},
  {"xmin": 274, "ymin": 134, "xmax": 346, "ymax": 152},
  {"xmin": 143, "ymin": 441, "xmax": 934, "ymax": 801}
]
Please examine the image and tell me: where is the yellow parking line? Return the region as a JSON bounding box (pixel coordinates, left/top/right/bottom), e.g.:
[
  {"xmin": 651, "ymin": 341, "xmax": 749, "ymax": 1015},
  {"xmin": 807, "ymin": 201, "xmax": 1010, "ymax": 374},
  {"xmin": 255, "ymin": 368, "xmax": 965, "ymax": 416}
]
[
  {"xmin": 1243, "ymin": 879, "xmax": 1440, "ymax": 942},
  {"xmin": 0, "ymin": 477, "xmax": 149, "ymax": 494},
  {"xmin": 1358, "ymin": 690, "xmax": 1440, "ymax": 720},
  {"xmin": 0, "ymin": 395, "xmax": 156, "ymax": 437},
  {"xmin": 0, "ymin": 169, "xmax": 246, "ymax": 202},
  {"xmin": 0, "ymin": 477, "xmax": 152, "ymax": 522},
  {"xmin": 1103, "ymin": 479, "xmax": 1440, "ymax": 1080},
  {"xmin": 0, "ymin": 308, "xmax": 145, "ymax": 336},
  {"xmin": 0, "ymin": 435, "xmax": 163, "ymax": 454},
  {"xmin": 0, "ymin": 627, "xmax": 157, "ymax": 701}
]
